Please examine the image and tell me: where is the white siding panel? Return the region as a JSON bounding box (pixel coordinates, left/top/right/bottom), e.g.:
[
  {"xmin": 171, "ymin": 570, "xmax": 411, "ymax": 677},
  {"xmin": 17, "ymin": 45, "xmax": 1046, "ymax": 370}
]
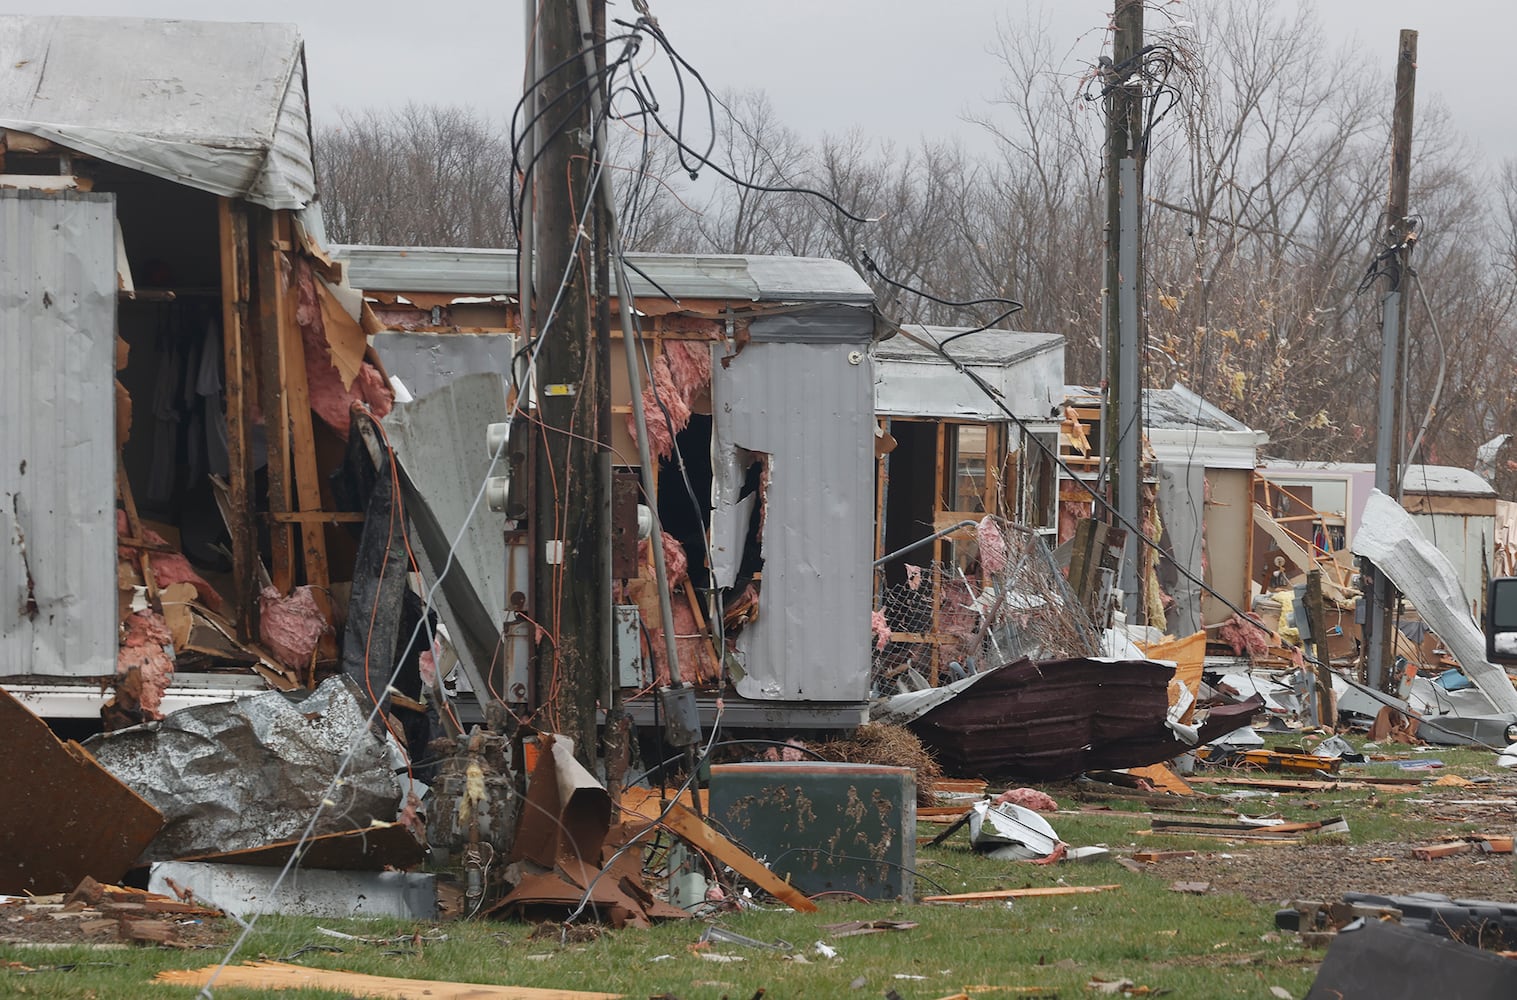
[{"xmin": 1, "ymin": 191, "xmax": 118, "ymax": 677}]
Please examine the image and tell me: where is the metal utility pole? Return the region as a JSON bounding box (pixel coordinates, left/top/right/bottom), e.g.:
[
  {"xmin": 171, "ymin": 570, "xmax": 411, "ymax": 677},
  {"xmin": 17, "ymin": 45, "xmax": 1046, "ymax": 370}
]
[
  {"xmin": 1363, "ymin": 29, "xmax": 1418, "ymax": 692},
  {"xmin": 1103, "ymin": 0, "xmax": 1145, "ymax": 624},
  {"xmin": 530, "ymin": 0, "xmax": 611, "ymax": 763}
]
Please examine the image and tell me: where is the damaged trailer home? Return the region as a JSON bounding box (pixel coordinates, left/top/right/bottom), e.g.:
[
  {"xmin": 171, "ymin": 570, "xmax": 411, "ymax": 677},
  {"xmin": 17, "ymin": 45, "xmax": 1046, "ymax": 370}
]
[
  {"xmin": 332, "ymin": 245, "xmax": 881, "ymax": 729},
  {"xmin": 870, "ymin": 326, "xmax": 1070, "ymax": 689},
  {"xmin": 0, "ymin": 16, "xmax": 402, "ymax": 723}
]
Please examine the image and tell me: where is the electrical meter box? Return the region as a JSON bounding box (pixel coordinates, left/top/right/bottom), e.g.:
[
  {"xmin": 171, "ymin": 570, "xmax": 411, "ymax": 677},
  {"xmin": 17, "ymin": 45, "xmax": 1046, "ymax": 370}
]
[{"xmin": 708, "ymin": 762, "xmax": 916, "ymax": 901}]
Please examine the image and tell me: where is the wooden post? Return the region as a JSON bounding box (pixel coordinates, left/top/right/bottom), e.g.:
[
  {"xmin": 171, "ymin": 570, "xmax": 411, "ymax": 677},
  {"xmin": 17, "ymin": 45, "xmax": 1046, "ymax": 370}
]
[
  {"xmin": 1305, "ymin": 569, "xmax": 1337, "ymax": 725},
  {"xmin": 218, "ymin": 198, "xmax": 258, "ymax": 638},
  {"xmin": 253, "ymin": 208, "xmax": 295, "ymax": 594},
  {"xmin": 273, "ymin": 214, "xmax": 336, "ymax": 662},
  {"xmin": 1365, "ymin": 29, "xmax": 1418, "ymax": 691},
  {"xmin": 532, "ymin": 0, "xmax": 609, "ymax": 763}
]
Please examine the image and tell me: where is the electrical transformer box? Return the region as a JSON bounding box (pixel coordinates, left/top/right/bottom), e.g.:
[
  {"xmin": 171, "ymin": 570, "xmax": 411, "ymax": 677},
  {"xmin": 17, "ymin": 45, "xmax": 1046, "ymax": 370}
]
[{"xmin": 708, "ymin": 762, "xmax": 916, "ymax": 901}]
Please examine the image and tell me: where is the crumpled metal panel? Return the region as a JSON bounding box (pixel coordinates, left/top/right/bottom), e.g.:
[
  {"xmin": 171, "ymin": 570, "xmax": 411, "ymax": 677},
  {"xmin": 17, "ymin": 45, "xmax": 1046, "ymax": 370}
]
[
  {"xmin": 0, "ymin": 16, "xmax": 314, "ymax": 210},
  {"xmin": 380, "ymin": 372, "xmax": 514, "ymax": 703},
  {"xmin": 885, "ymin": 656, "xmax": 1264, "ymax": 780},
  {"xmin": 1354, "ymin": 488, "xmax": 1517, "ymax": 715},
  {"xmin": 84, "ymin": 676, "xmax": 401, "ymax": 862},
  {"xmin": 0, "ymin": 191, "xmax": 118, "ymax": 679},
  {"xmin": 2, "ymin": 686, "xmax": 162, "ymax": 894}
]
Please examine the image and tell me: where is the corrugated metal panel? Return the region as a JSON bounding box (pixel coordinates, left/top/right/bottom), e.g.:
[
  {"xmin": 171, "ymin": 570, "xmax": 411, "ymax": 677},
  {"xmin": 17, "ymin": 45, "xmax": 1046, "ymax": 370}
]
[
  {"xmin": 332, "ymin": 245, "xmax": 875, "ymax": 304},
  {"xmin": 1, "ymin": 191, "xmax": 118, "ymax": 678},
  {"xmin": 876, "ymin": 326, "xmax": 1063, "ymax": 365},
  {"xmin": 713, "ymin": 336, "xmax": 875, "ymax": 702},
  {"xmin": 0, "ymin": 16, "xmax": 313, "ymax": 210}
]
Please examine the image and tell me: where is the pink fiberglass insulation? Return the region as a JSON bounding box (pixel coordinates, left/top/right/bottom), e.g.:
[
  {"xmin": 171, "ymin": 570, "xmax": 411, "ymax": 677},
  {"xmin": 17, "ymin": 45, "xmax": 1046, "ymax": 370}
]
[
  {"xmin": 117, "ymin": 610, "xmax": 174, "ymax": 719},
  {"xmin": 871, "ymin": 608, "xmax": 891, "ymax": 651},
  {"xmin": 639, "ymin": 532, "xmax": 688, "ymax": 589},
  {"xmin": 977, "ymin": 516, "xmax": 1008, "ymax": 575},
  {"xmin": 664, "ymin": 339, "xmax": 713, "ymax": 391},
  {"xmin": 646, "ymin": 597, "xmax": 707, "ymax": 686},
  {"xmin": 116, "ymin": 511, "xmax": 225, "ymax": 611},
  {"xmin": 258, "ymin": 584, "xmax": 327, "ymax": 669},
  {"xmin": 294, "ymin": 259, "xmax": 392, "ymax": 438},
  {"xmin": 625, "ymin": 340, "xmax": 713, "ymax": 461},
  {"xmin": 994, "ymin": 787, "xmax": 1059, "ymax": 812},
  {"xmin": 1217, "ymin": 612, "xmax": 1271, "ymax": 658}
]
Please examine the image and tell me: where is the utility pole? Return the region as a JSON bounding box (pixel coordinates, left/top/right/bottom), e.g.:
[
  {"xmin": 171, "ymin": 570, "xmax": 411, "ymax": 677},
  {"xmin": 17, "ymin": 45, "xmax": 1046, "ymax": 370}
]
[
  {"xmin": 1363, "ymin": 29, "xmax": 1417, "ymax": 692},
  {"xmin": 1103, "ymin": 0, "xmax": 1144, "ymax": 624},
  {"xmin": 531, "ymin": 0, "xmax": 611, "ymax": 764}
]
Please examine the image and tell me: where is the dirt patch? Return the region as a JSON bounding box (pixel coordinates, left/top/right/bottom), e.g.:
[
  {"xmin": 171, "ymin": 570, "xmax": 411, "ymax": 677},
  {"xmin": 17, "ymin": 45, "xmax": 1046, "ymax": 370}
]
[{"xmin": 1141, "ymin": 842, "xmax": 1517, "ymax": 905}]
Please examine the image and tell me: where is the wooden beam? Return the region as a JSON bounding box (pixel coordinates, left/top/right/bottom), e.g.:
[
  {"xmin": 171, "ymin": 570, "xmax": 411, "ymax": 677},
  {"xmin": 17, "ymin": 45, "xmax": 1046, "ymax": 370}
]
[
  {"xmin": 272, "ymin": 213, "xmax": 335, "ymax": 651},
  {"xmin": 657, "ymin": 802, "xmax": 819, "ymax": 913},
  {"xmin": 266, "ymin": 511, "xmax": 366, "ymax": 524},
  {"xmin": 156, "ymin": 962, "xmax": 622, "ymax": 999},
  {"xmin": 253, "ymin": 208, "xmax": 295, "ymax": 593},
  {"xmin": 922, "ymin": 885, "xmax": 1121, "ymax": 904},
  {"xmin": 218, "ymin": 198, "xmax": 258, "ymax": 639}
]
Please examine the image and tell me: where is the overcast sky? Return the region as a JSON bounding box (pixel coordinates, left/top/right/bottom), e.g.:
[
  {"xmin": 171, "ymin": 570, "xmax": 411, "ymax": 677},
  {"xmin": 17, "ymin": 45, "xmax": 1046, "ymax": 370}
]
[{"xmin": 12, "ymin": 1, "xmax": 1517, "ymax": 166}]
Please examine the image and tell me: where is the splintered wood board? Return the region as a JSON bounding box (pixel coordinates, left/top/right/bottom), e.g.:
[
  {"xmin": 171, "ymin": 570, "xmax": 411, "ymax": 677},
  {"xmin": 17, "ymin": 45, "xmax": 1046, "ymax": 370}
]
[
  {"xmin": 156, "ymin": 962, "xmax": 621, "ymax": 999},
  {"xmin": 922, "ymin": 884, "xmax": 1120, "ymax": 904}
]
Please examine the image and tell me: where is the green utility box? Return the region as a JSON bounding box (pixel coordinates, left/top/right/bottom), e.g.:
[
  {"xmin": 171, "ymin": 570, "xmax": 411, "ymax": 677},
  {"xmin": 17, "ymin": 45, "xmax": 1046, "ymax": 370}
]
[{"xmin": 708, "ymin": 762, "xmax": 916, "ymax": 901}]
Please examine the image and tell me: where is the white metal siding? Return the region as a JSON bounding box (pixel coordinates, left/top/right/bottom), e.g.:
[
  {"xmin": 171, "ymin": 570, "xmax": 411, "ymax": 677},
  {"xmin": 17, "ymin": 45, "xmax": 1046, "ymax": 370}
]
[
  {"xmin": 1, "ymin": 191, "xmax": 118, "ymax": 677},
  {"xmin": 714, "ymin": 340, "xmax": 875, "ymax": 702}
]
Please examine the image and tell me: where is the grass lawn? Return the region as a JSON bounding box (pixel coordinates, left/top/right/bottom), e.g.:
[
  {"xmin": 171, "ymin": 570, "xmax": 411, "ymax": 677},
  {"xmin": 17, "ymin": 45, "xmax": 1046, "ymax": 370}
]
[{"xmin": 3, "ymin": 734, "xmax": 1512, "ymax": 999}]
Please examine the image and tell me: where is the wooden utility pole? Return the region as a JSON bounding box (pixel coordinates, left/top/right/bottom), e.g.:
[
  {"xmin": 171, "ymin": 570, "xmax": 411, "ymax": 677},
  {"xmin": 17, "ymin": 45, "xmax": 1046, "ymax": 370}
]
[
  {"xmin": 1364, "ymin": 29, "xmax": 1418, "ymax": 691},
  {"xmin": 531, "ymin": 0, "xmax": 611, "ymax": 764},
  {"xmin": 1104, "ymin": 0, "xmax": 1145, "ymax": 623}
]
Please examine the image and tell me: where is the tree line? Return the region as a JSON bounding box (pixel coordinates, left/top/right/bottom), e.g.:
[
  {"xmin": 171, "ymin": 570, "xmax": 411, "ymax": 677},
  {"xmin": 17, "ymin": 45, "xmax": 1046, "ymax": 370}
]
[{"xmin": 314, "ymin": 0, "xmax": 1517, "ymax": 480}]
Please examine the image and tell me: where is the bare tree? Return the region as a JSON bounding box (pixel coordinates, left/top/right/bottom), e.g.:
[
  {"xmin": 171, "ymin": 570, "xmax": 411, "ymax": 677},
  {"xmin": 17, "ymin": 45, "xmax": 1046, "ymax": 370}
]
[{"xmin": 316, "ymin": 104, "xmax": 516, "ymax": 247}]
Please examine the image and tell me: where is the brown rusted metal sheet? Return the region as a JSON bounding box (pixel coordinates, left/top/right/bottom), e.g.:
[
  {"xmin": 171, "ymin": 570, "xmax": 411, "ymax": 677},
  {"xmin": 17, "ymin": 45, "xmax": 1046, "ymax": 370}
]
[
  {"xmin": 903, "ymin": 657, "xmax": 1263, "ymax": 781},
  {"xmin": 175, "ymin": 822, "xmax": 426, "ymax": 871},
  {"xmin": 2, "ymin": 686, "xmax": 163, "ymax": 893}
]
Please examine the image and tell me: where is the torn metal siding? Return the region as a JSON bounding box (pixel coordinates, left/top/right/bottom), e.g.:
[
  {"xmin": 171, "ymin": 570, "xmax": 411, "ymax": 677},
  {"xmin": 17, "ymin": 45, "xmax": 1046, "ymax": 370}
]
[
  {"xmin": 1354, "ymin": 489, "xmax": 1517, "ymax": 716},
  {"xmin": 0, "ymin": 16, "xmax": 314, "ymax": 210},
  {"xmin": 1, "ymin": 191, "xmax": 118, "ymax": 679},
  {"xmin": 713, "ymin": 315, "xmax": 876, "ymax": 702}
]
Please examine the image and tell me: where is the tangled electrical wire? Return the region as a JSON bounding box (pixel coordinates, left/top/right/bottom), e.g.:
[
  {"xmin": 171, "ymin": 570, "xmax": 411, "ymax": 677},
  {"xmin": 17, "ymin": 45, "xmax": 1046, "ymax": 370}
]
[
  {"xmin": 1083, "ymin": 42, "xmax": 1187, "ymax": 152},
  {"xmin": 1357, "ymin": 214, "xmax": 1422, "ymax": 294}
]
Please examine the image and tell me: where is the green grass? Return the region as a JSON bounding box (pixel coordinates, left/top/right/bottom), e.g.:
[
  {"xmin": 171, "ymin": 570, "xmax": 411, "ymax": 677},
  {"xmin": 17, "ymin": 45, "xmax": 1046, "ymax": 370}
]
[{"xmin": 3, "ymin": 734, "xmax": 1509, "ymax": 999}]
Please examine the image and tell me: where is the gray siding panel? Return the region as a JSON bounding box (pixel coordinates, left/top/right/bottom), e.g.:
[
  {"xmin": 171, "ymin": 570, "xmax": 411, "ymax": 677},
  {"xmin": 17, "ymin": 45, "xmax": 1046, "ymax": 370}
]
[
  {"xmin": 1, "ymin": 191, "xmax": 118, "ymax": 677},
  {"xmin": 714, "ymin": 339, "xmax": 874, "ymax": 702}
]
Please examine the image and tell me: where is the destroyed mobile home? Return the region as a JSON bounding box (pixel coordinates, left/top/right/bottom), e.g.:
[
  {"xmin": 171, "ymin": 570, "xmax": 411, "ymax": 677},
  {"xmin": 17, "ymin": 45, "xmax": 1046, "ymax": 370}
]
[{"xmin": 7, "ymin": 16, "xmax": 1517, "ymax": 1000}]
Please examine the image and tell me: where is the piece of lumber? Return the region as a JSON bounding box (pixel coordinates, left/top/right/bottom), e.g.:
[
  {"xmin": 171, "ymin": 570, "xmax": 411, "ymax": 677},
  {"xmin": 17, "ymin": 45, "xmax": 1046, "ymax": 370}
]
[
  {"xmin": 1128, "ymin": 764, "xmax": 1195, "ymax": 796},
  {"xmin": 1131, "ymin": 850, "xmax": 1196, "ymax": 863},
  {"xmin": 1190, "ymin": 776, "xmax": 1423, "ymax": 792},
  {"xmin": 659, "ymin": 803, "xmax": 818, "ymax": 913},
  {"xmin": 1412, "ymin": 841, "xmax": 1475, "ymax": 860},
  {"xmin": 925, "ymin": 809, "xmax": 975, "ymax": 848},
  {"xmin": 115, "ymin": 467, "xmax": 160, "ymax": 612},
  {"xmin": 218, "ymin": 197, "xmax": 258, "ymax": 639},
  {"xmin": 155, "ymin": 962, "xmax": 621, "ymax": 999},
  {"xmin": 1136, "ymin": 830, "xmax": 1301, "ymax": 845},
  {"xmin": 274, "ymin": 221, "xmax": 335, "ymax": 661},
  {"xmin": 1472, "ymin": 835, "xmax": 1515, "ymax": 854},
  {"xmin": 253, "ymin": 208, "xmax": 294, "ymax": 592},
  {"xmin": 922, "ymin": 884, "xmax": 1120, "ymax": 904}
]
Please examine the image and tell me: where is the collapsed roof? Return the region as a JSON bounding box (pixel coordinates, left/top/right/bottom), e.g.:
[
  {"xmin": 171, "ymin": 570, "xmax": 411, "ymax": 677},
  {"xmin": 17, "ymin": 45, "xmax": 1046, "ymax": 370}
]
[{"xmin": 0, "ymin": 15, "xmax": 315, "ymax": 210}]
